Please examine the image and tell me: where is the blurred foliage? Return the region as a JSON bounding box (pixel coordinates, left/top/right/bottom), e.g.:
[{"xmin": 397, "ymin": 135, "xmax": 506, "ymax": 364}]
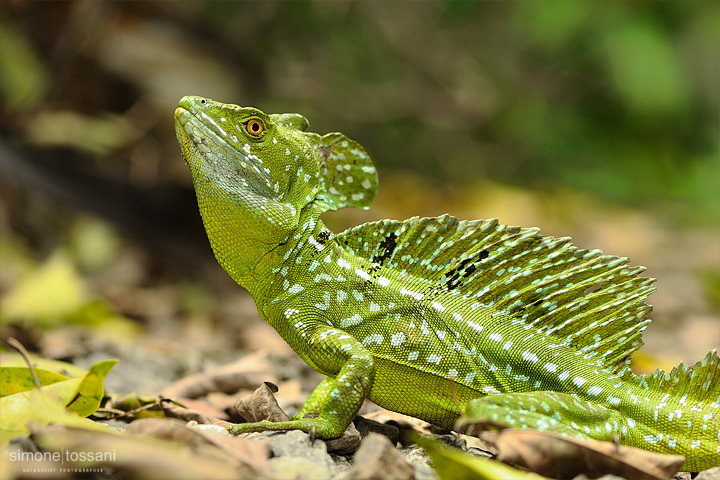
[{"xmin": 0, "ymin": 0, "xmax": 717, "ymax": 220}]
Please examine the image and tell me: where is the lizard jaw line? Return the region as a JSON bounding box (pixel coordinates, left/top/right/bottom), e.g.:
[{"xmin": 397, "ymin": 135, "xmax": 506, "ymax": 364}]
[{"xmin": 176, "ymin": 107, "xmax": 275, "ymax": 196}]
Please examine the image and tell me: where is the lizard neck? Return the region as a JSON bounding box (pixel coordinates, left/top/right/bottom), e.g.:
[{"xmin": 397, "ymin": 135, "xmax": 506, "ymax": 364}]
[{"xmin": 241, "ymin": 202, "xmax": 328, "ymax": 301}]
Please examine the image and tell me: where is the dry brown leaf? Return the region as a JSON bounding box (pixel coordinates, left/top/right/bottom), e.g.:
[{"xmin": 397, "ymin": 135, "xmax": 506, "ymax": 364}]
[
  {"xmin": 161, "ymin": 350, "xmax": 277, "ymax": 399},
  {"xmin": 159, "ymin": 399, "xmax": 231, "ymax": 427},
  {"xmin": 126, "ymin": 417, "xmax": 216, "ymax": 446},
  {"xmin": 168, "ymin": 396, "xmax": 230, "ymax": 420},
  {"xmin": 361, "ymin": 409, "xmax": 434, "ymax": 444},
  {"xmin": 480, "ymin": 430, "xmax": 685, "ymax": 480},
  {"xmin": 29, "ymin": 423, "xmax": 256, "ymax": 480},
  {"xmin": 232, "ymin": 382, "xmax": 291, "ymax": 424},
  {"xmin": 125, "ymin": 418, "xmax": 269, "ymax": 470}
]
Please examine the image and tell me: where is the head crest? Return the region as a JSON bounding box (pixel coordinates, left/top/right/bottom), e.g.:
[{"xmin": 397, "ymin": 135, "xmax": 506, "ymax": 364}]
[{"xmin": 306, "ymin": 132, "xmax": 379, "ymax": 212}]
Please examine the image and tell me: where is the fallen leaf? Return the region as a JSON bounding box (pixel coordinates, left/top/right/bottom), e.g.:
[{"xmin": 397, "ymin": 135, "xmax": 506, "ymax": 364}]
[
  {"xmin": 232, "ymin": 382, "xmax": 291, "ymax": 424},
  {"xmin": 105, "ymin": 392, "xmax": 166, "ymax": 419},
  {"xmin": 30, "ymin": 423, "xmax": 258, "ymax": 479},
  {"xmin": 0, "ymin": 359, "xmax": 117, "ymax": 446},
  {"xmin": 160, "ymin": 400, "xmax": 231, "ymax": 427},
  {"xmin": 0, "ymin": 366, "xmax": 69, "ymax": 394},
  {"xmin": 481, "ymin": 430, "xmax": 685, "ymax": 480},
  {"xmin": 415, "ymin": 434, "xmax": 546, "ymax": 480},
  {"xmin": 0, "ymin": 353, "xmax": 88, "ymax": 377}
]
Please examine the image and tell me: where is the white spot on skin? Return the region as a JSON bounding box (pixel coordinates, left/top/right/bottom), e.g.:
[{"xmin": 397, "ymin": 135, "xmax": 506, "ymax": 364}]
[
  {"xmin": 314, "ymin": 292, "xmax": 331, "ymax": 311},
  {"xmin": 573, "ymin": 377, "xmax": 587, "ymax": 387},
  {"xmin": 314, "ymin": 273, "xmax": 333, "ymax": 282},
  {"xmin": 390, "ymin": 332, "xmax": 406, "ymax": 346},
  {"xmin": 489, "ymin": 333, "xmax": 503, "ymax": 342},
  {"xmin": 587, "ymin": 386, "xmax": 603, "ymax": 396},
  {"xmin": 467, "ymin": 321, "xmax": 483, "ymax": 332},
  {"xmin": 426, "ymin": 354, "xmax": 442, "ymax": 365},
  {"xmin": 362, "ymin": 334, "xmax": 383, "ymax": 346},
  {"xmin": 378, "ymin": 277, "xmax": 390, "ymax": 287},
  {"xmin": 400, "ymin": 288, "xmax": 423, "ymax": 300},
  {"xmin": 288, "ymin": 284, "xmax": 304, "ymax": 294},
  {"xmin": 340, "ymin": 314, "xmax": 363, "ymax": 328},
  {"xmin": 355, "ymin": 268, "xmax": 371, "ymax": 281},
  {"xmin": 521, "ymin": 351, "xmax": 539, "ymax": 363},
  {"xmin": 408, "ymin": 351, "xmax": 419, "ymax": 361},
  {"xmin": 544, "ymin": 363, "xmax": 558, "ymax": 373},
  {"xmin": 431, "ymin": 301, "xmax": 446, "ymax": 312}
]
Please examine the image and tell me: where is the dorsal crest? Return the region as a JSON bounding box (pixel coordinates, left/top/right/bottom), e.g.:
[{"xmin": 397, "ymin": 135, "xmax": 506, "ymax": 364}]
[{"xmin": 337, "ymin": 214, "xmax": 656, "ymax": 372}]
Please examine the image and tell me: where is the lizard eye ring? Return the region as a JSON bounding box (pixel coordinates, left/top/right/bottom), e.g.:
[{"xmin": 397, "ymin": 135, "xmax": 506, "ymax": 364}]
[{"xmin": 245, "ymin": 119, "xmax": 265, "ymax": 136}]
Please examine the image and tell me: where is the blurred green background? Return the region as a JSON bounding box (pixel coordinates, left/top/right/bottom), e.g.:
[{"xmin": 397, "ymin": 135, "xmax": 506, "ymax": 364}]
[
  {"xmin": 0, "ymin": 1, "xmax": 718, "ymax": 373},
  {"xmin": 2, "ymin": 1, "xmax": 718, "ymax": 216}
]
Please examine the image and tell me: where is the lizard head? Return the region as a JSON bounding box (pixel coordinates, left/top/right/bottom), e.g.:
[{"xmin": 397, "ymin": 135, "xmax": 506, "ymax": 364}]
[{"xmin": 175, "ymin": 96, "xmax": 378, "ymax": 282}]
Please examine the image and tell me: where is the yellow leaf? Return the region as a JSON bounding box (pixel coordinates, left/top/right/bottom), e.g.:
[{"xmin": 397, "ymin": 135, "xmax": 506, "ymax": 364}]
[
  {"xmin": 0, "ymin": 359, "xmax": 117, "ymax": 447},
  {"xmin": 416, "ymin": 435, "xmax": 548, "ymax": 480},
  {"xmin": 0, "ymin": 367, "xmax": 69, "ymax": 395},
  {"xmin": 0, "ymin": 353, "xmax": 88, "ymax": 378}
]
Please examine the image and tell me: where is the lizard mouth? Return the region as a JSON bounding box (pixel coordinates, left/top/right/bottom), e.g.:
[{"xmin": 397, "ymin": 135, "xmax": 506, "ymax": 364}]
[{"xmin": 175, "ymin": 105, "xmax": 275, "ymax": 197}]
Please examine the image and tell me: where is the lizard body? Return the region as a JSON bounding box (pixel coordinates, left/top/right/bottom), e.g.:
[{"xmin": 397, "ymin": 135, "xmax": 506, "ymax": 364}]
[{"xmin": 175, "ymin": 96, "xmax": 719, "ymax": 471}]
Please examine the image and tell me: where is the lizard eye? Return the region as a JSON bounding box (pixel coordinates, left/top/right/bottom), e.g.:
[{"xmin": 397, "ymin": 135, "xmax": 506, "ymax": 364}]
[{"xmin": 245, "ymin": 119, "xmax": 265, "ymax": 136}]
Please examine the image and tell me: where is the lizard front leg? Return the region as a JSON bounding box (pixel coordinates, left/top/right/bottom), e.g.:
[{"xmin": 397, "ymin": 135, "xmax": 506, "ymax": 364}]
[{"xmin": 229, "ymin": 327, "xmax": 374, "ymax": 439}]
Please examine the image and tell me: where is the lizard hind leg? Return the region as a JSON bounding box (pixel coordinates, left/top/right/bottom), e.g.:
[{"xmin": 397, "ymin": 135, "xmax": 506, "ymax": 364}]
[
  {"xmin": 229, "ymin": 327, "xmax": 375, "ymax": 439},
  {"xmin": 228, "ymin": 374, "xmax": 366, "ymax": 438},
  {"xmin": 460, "ymin": 391, "xmax": 627, "ymax": 442},
  {"xmin": 293, "ymin": 377, "xmax": 336, "ymax": 419}
]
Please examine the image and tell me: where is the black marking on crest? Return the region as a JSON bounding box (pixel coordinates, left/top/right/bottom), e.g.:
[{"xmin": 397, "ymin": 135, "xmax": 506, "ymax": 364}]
[
  {"xmin": 372, "ymin": 232, "xmax": 398, "ymax": 265},
  {"xmin": 443, "ymin": 249, "xmax": 491, "ymax": 290},
  {"xmin": 317, "ymin": 231, "xmax": 331, "ymax": 244}
]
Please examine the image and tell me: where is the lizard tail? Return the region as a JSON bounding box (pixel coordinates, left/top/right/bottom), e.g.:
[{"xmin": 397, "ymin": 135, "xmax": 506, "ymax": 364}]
[
  {"xmin": 628, "ymin": 350, "xmax": 720, "ymax": 471},
  {"xmin": 638, "ymin": 349, "xmax": 720, "ymax": 403}
]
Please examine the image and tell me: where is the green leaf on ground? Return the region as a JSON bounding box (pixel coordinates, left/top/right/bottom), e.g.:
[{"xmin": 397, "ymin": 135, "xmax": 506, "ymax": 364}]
[
  {"xmin": 415, "ymin": 435, "xmax": 547, "ymax": 480},
  {"xmin": 0, "ymin": 359, "xmax": 117, "ymax": 447}
]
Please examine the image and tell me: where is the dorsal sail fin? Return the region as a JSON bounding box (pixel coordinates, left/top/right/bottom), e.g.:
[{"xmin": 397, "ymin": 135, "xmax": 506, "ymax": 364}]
[{"xmin": 336, "ymin": 214, "xmax": 655, "ymax": 372}]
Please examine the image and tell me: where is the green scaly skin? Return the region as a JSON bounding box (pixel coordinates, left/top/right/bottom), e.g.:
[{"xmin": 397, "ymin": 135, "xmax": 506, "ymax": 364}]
[{"xmin": 175, "ymin": 96, "xmax": 719, "ymax": 471}]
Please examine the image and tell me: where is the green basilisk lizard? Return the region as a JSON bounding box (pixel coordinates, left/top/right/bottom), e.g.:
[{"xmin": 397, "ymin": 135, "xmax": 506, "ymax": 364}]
[{"xmin": 175, "ymin": 96, "xmax": 719, "ymax": 471}]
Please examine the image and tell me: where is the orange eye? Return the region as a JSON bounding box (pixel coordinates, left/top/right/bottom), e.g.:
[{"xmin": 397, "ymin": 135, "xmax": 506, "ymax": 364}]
[{"xmin": 246, "ymin": 119, "xmax": 265, "ymax": 136}]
